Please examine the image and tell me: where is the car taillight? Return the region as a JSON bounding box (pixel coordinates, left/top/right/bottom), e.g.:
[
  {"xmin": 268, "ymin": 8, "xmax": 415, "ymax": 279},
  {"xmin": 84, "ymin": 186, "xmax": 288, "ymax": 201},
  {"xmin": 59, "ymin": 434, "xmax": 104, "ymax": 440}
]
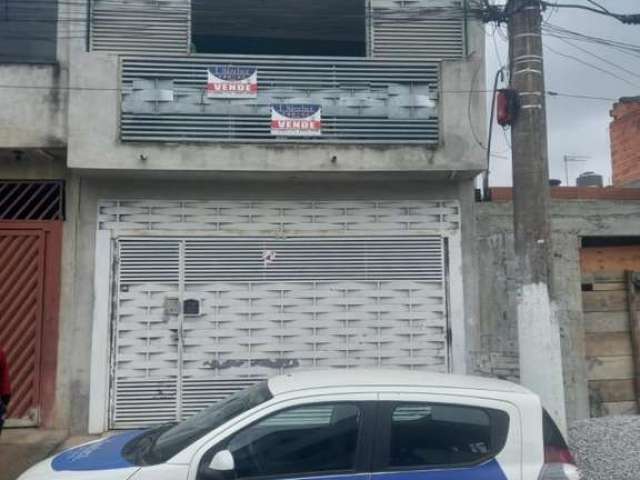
[
  {"xmin": 545, "ymin": 446, "xmax": 575, "ymax": 464},
  {"xmin": 539, "ymin": 447, "xmax": 580, "ymax": 480},
  {"xmin": 540, "ymin": 410, "xmax": 580, "ymax": 480}
]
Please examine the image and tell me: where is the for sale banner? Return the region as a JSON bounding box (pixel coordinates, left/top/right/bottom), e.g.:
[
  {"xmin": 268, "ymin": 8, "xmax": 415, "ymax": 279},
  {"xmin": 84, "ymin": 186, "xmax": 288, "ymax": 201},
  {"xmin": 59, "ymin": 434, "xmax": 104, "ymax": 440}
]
[
  {"xmin": 271, "ymin": 104, "xmax": 322, "ymax": 136},
  {"xmin": 207, "ymin": 65, "xmax": 258, "ymax": 98}
]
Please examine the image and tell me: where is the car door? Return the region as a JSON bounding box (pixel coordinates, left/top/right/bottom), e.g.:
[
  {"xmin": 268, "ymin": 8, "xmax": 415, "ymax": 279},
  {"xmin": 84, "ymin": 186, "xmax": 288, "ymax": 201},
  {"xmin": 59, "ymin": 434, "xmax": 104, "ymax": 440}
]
[
  {"xmin": 189, "ymin": 396, "xmax": 376, "ymax": 480},
  {"xmin": 371, "ymin": 393, "xmax": 522, "ymax": 480}
]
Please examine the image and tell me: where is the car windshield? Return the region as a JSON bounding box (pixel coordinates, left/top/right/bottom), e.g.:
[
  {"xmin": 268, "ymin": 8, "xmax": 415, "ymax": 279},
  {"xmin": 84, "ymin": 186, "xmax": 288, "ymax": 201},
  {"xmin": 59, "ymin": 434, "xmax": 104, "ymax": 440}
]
[{"xmin": 123, "ymin": 381, "xmax": 272, "ymax": 465}]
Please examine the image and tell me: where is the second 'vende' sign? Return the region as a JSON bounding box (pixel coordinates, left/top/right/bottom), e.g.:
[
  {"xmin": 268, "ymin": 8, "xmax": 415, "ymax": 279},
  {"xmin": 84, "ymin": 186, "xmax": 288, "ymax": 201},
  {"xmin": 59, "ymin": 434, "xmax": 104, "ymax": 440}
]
[
  {"xmin": 207, "ymin": 65, "xmax": 258, "ymax": 98},
  {"xmin": 271, "ymin": 104, "xmax": 322, "ymax": 136}
]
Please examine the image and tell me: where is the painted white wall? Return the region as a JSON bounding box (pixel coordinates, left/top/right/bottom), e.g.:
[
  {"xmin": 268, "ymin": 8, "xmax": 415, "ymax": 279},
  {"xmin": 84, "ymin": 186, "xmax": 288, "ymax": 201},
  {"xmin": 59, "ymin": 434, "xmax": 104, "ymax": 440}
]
[{"xmin": 517, "ymin": 282, "xmax": 567, "ymax": 433}]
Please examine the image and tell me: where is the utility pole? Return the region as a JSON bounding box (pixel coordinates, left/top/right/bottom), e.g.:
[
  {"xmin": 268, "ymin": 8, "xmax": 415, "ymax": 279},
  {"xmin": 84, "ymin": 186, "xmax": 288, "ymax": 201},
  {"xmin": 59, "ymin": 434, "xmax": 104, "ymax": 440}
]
[{"xmin": 507, "ymin": 0, "xmax": 567, "ymax": 431}]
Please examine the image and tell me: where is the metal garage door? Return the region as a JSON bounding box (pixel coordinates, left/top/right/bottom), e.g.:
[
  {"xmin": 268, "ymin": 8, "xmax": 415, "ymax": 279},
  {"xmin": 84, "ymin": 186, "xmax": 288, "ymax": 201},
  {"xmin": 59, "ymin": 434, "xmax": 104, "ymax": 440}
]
[
  {"xmin": 0, "ymin": 230, "xmax": 45, "ymax": 426},
  {"xmin": 106, "ymin": 201, "xmax": 455, "ymax": 428}
]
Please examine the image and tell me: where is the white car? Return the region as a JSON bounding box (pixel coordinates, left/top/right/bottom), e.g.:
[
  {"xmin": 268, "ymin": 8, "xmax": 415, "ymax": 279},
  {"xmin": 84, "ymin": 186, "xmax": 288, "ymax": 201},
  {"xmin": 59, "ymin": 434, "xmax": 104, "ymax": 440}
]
[{"xmin": 18, "ymin": 370, "xmax": 579, "ymax": 480}]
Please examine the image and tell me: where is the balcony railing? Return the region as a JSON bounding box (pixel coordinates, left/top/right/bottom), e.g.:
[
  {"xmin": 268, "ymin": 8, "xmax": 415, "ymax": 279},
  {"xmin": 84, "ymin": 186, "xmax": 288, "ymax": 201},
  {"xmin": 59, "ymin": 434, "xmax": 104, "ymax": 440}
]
[{"xmin": 120, "ymin": 55, "xmax": 440, "ymax": 145}]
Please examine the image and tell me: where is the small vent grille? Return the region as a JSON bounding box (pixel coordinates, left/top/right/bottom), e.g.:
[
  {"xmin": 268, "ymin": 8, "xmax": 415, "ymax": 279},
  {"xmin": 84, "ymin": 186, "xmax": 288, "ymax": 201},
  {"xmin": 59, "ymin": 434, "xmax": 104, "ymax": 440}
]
[
  {"xmin": 0, "ymin": 181, "xmax": 64, "ymax": 220},
  {"xmin": 91, "ymin": 0, "xmax": 190, "ymax": 54}
]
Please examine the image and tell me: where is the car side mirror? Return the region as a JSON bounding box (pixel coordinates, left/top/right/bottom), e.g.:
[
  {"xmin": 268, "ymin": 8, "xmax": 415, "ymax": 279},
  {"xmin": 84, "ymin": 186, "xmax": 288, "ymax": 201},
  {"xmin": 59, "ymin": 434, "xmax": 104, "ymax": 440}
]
[{"xmin": 209, "ymin": 450, "xmax": 235, "ymax": 472}]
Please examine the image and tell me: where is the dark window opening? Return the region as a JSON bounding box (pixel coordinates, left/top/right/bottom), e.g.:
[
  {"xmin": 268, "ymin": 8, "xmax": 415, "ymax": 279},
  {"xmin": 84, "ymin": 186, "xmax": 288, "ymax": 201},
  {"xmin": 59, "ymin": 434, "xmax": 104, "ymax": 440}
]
[
  {"xmin": 385, "ymin": 402, "xmax": 510, "ymax": 469},
  {"xmin": 581, "ymin": 236, "xmax": 640, "ymax": 248},
  {"xmin": 0, "ymin": 0, "xmax": 58, "ymax": 63},
  {"xmin": 191, "ymin": 0, "xmax": 366, "ymax": 57}
]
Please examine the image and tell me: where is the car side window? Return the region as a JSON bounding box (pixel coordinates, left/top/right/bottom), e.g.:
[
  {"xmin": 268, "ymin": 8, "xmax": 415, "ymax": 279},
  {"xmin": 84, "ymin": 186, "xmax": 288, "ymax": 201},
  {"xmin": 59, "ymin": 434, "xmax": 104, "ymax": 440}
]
[
  {"xmin": 199, "ymin": 403, "xmax": 361, "ymax": 480},
  {"xmin": 386, "ymin": 402, "xmax": 509, "ymax": 469}
]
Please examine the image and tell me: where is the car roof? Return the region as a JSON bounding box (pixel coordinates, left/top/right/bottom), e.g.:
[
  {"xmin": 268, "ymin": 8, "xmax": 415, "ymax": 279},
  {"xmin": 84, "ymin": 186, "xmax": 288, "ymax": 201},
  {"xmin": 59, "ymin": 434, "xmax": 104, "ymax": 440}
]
[{"xmin": 268, "ymin": 369, "xmax": 531, "ymax": 396}]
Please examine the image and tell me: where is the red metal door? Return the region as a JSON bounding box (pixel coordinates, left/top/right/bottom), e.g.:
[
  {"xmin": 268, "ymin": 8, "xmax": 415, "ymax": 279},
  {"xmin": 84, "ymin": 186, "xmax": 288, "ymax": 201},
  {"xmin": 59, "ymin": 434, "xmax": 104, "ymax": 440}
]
[{"xmin": 0, "ymin": 230, "xmax": 46, "ymax": 426}]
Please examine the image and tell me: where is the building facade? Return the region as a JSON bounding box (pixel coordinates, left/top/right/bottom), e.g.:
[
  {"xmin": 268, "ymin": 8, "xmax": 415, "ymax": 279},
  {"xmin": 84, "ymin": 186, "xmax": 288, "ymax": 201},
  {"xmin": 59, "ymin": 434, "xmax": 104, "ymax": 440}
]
[
  {"xmin": 611, "ymin": 97, "xmax": 640, "ymax": 187},
  {"xmin": 0, "ymin": 0, "xmax": 487, "ymax": 433}
]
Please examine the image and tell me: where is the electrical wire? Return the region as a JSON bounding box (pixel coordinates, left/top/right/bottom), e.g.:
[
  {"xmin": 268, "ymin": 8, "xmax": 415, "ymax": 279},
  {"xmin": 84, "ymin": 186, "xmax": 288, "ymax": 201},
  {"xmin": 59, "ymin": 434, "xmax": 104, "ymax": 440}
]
[
  {"xmin": 468, "ymin": 59, "xmax": 488, "ymax": 151},
  {"xmin": 552, "ymin": 36, "xmax": 640, "ymax": 80},
  {"xmin": 544, "ymin": 43, "xmax": 640, "ymax": 89},
  {"xmin": 483, "ymin": 67, "xmax": 506, "ymax": 199},
  {"xmin": 542, "ymin": 23, "xmax": 640, "ymax": 52},
  {"xmin": 542, "ymin": 26, "xmax": 640, "ymax": 62},
  {"xmin": 540, "ymin": 2, "xmax": 640, "ymax": 25},
  {"xmin": 546, "ymin": 91, "xmax": 617, "ymax": 102},
  {"xmin": 584, "ymin": 0, "xmax": 609, "ymax": 14},
  {"xmin": 0, "ymin": 81, "xmax": 615, "ymax": 103}
]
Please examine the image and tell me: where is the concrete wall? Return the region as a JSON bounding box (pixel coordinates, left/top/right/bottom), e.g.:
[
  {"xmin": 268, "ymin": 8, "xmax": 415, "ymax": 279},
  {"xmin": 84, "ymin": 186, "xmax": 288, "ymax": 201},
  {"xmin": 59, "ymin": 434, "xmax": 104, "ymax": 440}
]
[
  {"xmin": 0, "ymin": 65, "xmax": 67, "ymax": 148},
  {"xmin": 475, "ymin": 199, "xmax": 640, "ymax": 425},
  {"xmin": 0, "ymin": 0, "xmax": 75, "ymax": 149},
  {"xmin": 62, "ymin": 175, "xmax": 476, "ymax": 433}
]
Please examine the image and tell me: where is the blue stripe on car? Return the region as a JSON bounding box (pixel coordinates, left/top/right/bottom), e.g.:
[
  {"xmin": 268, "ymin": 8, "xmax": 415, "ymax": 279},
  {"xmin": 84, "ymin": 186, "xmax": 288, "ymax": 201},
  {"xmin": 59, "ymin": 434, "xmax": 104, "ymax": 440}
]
[
  {"xmin": 371, "ymin": 459, "xmax": 509, "ymax": 480},
  {"xmin": 51, "ymin": 430, "xmax": 145, "ymax": 471}
]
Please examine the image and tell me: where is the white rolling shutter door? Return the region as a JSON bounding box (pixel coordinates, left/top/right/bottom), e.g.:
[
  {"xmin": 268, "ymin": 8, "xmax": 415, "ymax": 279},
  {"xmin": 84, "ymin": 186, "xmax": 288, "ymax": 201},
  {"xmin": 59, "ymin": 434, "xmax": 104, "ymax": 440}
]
[{"xmin": 107, "ymin": 200, "xmax": 456, "ymax": 428}]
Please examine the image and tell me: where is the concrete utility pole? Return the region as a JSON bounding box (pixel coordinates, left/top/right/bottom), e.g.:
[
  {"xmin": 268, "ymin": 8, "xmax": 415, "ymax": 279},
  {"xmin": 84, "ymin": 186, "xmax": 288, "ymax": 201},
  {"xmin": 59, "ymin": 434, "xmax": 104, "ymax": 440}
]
[{"xmin": 507, "ymin": 0, "xmax": 567, "ymax": 431}]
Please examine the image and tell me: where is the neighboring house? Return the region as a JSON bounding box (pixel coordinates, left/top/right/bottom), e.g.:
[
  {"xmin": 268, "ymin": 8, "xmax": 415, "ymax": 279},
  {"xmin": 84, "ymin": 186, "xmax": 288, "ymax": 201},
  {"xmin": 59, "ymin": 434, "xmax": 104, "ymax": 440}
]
[{"xmin": 0, "ymin": 0, "xmax": 486, "ymax": 434}]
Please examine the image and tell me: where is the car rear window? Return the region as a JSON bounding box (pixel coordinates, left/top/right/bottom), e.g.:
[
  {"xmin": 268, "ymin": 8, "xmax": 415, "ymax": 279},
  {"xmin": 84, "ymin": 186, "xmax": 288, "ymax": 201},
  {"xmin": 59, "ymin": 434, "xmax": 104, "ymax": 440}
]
[
  {"xmin": 543, "ymin": 409, "xmax": 569, "ymax": 450},
  {"xmin": 542, "ymin": 409, "xmax": 574, "ymax": 464},
  {"xmin": 386, "ymin": 402, "xmax": 510, "ymax": 469}
]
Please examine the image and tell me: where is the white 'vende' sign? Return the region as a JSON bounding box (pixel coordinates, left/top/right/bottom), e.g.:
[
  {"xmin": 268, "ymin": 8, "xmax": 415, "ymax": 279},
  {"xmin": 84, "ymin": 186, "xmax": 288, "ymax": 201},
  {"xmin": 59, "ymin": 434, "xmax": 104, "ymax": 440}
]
[
  {"xmin": 271, "ymin": 104, "xmax": 322, "ymax": 136},
  {"xmin": 207, "ymin": 65, "xmax": 258, "ymax": 99}
]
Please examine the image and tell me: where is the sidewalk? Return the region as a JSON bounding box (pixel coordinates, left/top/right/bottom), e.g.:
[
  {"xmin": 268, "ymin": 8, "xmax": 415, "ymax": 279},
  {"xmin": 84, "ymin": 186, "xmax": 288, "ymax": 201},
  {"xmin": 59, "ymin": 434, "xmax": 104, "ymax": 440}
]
[{"xmin": 0, "ymin": 430, "xmax": 101, "ymax": 480}]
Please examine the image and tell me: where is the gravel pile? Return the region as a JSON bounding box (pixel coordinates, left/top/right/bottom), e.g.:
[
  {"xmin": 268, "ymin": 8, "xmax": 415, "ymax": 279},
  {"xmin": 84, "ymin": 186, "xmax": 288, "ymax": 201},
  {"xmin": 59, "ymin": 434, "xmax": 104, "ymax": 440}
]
[{"xmin": 569, "ymin": 415, "xmax": 640, "ymax": 480}]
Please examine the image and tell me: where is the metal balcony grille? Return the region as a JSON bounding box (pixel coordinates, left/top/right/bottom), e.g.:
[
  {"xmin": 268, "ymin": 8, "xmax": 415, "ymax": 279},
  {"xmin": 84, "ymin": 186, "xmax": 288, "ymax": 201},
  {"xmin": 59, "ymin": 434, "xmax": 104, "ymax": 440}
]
[
  {"xmin": 0, "ymin": 181, "xmax": 65, "ymax": 221},
  {"xmin": 120, "ymin": 55, "xmax": 440, "ymax": 144}
]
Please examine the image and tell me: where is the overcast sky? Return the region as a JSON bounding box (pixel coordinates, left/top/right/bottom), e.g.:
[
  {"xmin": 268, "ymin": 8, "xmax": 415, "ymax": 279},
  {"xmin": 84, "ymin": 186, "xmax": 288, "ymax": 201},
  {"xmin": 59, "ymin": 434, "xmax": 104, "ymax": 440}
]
[{"xmin": 484, "ymin": 0, "xmax": 640, "ymax": 186}]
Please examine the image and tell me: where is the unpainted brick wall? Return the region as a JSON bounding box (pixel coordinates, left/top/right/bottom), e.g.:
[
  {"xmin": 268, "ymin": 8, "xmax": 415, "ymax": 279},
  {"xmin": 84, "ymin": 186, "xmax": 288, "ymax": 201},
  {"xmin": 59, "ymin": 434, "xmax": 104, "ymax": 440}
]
[{"xmin": 611, "ymin": 98, "xmax": 640, "ymax": 187}]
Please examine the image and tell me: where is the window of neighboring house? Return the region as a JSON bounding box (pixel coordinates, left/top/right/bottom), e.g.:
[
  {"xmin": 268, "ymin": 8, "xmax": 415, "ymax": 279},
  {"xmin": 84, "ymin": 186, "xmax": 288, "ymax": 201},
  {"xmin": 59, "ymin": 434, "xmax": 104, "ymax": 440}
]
[
  {"xmin": 386, "ymin": 403, "xmax": 510, "ymax": 469},
  {"xmin": 197, "ymin": 403, "xmax": 362, "ymax": 480},
  {"xmin": 0, "ymin": 0, "xmax": 58, "ymax": 63},
  {"xmin": 191, "ymin": 0, "xmax": 366, "ymax": 57}
]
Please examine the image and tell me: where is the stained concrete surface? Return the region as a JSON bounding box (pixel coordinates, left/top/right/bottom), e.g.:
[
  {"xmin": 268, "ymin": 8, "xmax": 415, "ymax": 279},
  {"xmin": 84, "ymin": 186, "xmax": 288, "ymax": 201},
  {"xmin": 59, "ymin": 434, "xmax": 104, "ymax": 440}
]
[{"xmin": 0, "ymin": 430, "xmax": 101, "ymax": 480}]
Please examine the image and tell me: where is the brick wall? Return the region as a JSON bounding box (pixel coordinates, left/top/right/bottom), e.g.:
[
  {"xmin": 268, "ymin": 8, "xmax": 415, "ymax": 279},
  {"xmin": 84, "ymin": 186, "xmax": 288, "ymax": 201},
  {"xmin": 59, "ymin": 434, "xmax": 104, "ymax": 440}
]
[{"xmin": 611, "ymin": 97, "xmax": 640, "ymax": 187}]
